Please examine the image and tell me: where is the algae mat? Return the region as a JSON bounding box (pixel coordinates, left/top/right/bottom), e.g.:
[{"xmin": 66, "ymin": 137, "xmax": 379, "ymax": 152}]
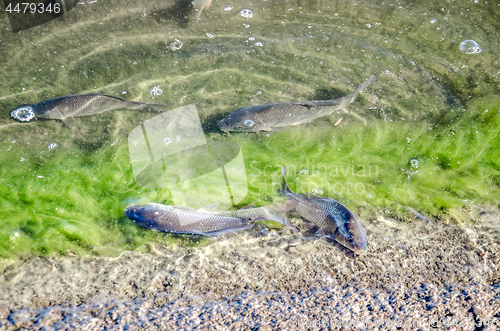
[{"xmin": 0, "ymin": 0, "xmax": 498, "ymax": 258}]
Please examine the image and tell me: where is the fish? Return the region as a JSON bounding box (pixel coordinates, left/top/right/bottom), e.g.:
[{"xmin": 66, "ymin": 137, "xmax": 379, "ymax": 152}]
[
  {"xmin": 10, "ymin": 93, "xmax": 169, "ymax": 127},
  {"xmin": 124, "ymin": 199, "xmax": 299, "ymax": 237},
  {"xmin": 192, "ymin": 0, "xmax": 212, "ymax": 22},
  {"xmin": 218, "ymin": 75, "xmax": 376, "ymax": 132},
  {"xmin": 280, "ymin": 166, "xmax": 367, "ymax": 252}
]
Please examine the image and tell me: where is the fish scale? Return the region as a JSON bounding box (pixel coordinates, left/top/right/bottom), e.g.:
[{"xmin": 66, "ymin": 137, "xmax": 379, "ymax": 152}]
[{"xmin": 151, "ymin": 208, "xmax": 247, "ymax": 233}]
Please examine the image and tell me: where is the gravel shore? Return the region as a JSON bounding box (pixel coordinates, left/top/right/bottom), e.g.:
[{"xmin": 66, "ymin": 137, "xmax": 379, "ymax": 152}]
[{"xmin": 1, "ymin": 209, "xmax": 499, "ymax": 330}]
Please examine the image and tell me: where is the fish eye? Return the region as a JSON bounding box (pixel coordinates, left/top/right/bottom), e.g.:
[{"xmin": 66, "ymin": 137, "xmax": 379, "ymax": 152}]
[
  {"xmin": 243, "ymin": 119, "xmax": 255, "ymax": 127},
  {"xmin": 10, "ymin": 106, "xmax": 35, "ymax": 122}
]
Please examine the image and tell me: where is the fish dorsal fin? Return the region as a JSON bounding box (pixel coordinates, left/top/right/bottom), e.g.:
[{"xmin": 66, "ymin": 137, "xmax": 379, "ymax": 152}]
[
  {"xmin": 300, "ymin": 192, "xmax": 322, "ymax": 199},
  {"xmin": 297, "ymin": 101, "xmax": 318, "ymax": 109},
  {"xmin": 261, "ymin": 100, "xmax": 275, "ymax": 105},
  {"xmin": 62, "ymin": 116, "xmax": 76, "ymax": 127},
  {"xmin": 198, "ymin": 202, "xmax": 220, "ymax": 212},
  {"xmin": 172, "ymin": 206, "xmax": 197, "ymax": 211},
  {"xmin": 240, "ymin": 202, "xmax": 256, "ymax": 210}
]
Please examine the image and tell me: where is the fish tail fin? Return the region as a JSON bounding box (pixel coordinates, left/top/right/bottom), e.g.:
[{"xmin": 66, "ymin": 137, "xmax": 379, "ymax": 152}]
[
  {"xmin": 344, "ymin": 75, "xmax": 377, "ymax": 105},
  {"xmin": 262, "ymin": 200, "xmax": 299, "ymax": 232},
  {"xmin": 279, "ymin": 166, "xmax": 294, "ymax": 196}
]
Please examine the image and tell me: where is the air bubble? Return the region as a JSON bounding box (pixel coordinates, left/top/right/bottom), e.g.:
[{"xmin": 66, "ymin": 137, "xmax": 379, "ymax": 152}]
[
  {"xmin": 163, "ymin": 137, "xmax": 171, "ymax": 145},
  {"xmin": 150, "ymin": 86, "xmax": 162, "ymax": 96},
  {"xmin": 224, "ymin": 6, "xmax": 233, "ymax": 11},
  {"xmin": 243, "ymin": 119, "xmax": 255, "ymax": 127},
  {"xmin": 48, "ymin": 143, "xmax": 57, "ymax": 150},
  {"xmin": 410, "ymin": 159, "xmax": 419, "ymax": 168},
  {"xmin": 9, "ymin": 230, "xmax": 20, "ymax": 242},
  {"xmin": 239, "ymin": 9, "xmax": 254, "ymax": 18},
  {"xmin": 459, "ymin": 39, "xmax": 482, "ymax": 54},
  {"xmin": 10, "ymin": 106, "xmax": 35, "ymax": 122},
  {"xmin": 299, "ymin": 169, "xmax": 308, "ymax": 175},
  {"xmin": 311, "ymin": 188, "xmax": 323, "ymax": 195}
]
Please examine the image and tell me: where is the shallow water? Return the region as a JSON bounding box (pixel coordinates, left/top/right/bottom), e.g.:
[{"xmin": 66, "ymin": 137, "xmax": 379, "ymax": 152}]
[{"xmin": 0, "ymin": 0, "xmax": 499, "ymax": 329}]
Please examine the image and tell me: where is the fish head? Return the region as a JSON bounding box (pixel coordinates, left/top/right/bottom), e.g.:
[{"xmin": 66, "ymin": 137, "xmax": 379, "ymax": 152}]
[
  {"xmin": 10, "ymin": 106, "xmax": 36, "ymax": 122},
  {"xmin": 218, "ymin": 106, "xmax": 267, "ymax": 132},
  {"xmin": 334, "ymin": 215, "xmax": 367, "ymax": 252},
  {"xmin": 124, "ymin": 204, "xmax": 171, "ymax": 229}
]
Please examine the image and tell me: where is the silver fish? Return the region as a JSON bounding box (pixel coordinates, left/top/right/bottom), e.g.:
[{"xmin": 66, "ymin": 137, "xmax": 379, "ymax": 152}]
[
  {"xmin": 280, "ymin": 166, "xmax": 367, "ymax": 252},
  {"xmin": 218, "ymin": 75, "xmax": 376, "ymax": 132},
  {"xmin": 124, "ymin": 199, "xmax": 299, "ymax": 237},
  {"xmin": 10, "ymin": 93, "xmax": 168, "ymax": 127},
  {"xmin": 192, "ymin": 0, "xmax": 212, "ymax": 22}
]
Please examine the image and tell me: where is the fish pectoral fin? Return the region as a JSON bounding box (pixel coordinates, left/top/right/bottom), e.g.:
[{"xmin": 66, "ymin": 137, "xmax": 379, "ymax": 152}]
[
  {"xmin": 182, "ymin": 229, "xmax": 216, "ymax": 236},
  {"xmin": 302, "ymin": 222, "xmax": 319, "ymax": 233},
  {"xmin": 197, "ymin": 202, "xmax": 220, "ymax": 212},
  {"xmin": 314, "ymin": 228, "xmax": 327, "ymax": 237},
  {"xmin": 62, "ymin": 116, "xmax": 76, "ymax": 127},
  {"xmin": 208, "ymin": 224, "xmax": 254, "ymax": 237},
  {"xmin": 267, "ymin": 126, "xmax": 287, "ymax": 131}
]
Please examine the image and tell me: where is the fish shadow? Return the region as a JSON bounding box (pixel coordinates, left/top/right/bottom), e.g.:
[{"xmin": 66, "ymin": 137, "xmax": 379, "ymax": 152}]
[
  {"xmin": 300, "ymin": 222, "xmax": 359, "ymax": 257},
  {"xmin": 312, "ymin": 87, "xmax": 347, "ymax": 101},
  {"xmin": 150, "ymin": 0, "xmax": 193, "ymax": 28},
  {"xmin": 200, "ymin": 112, "xmax": 228, "ymax": 134}
]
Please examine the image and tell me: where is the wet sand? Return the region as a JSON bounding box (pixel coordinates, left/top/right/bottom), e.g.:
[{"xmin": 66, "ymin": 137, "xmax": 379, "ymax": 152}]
[{"xmin": 0, "ymin": 209, "xmax": 499, "ymax": 330}]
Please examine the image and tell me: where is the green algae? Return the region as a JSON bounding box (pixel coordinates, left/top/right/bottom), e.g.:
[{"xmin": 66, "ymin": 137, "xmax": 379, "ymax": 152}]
[{"xmin": 0, "ymin": 0, "xmax": 499, "ymax": 258}]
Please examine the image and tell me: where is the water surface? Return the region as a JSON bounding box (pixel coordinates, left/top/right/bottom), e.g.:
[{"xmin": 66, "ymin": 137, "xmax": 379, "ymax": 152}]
[{"xmin": 0, "ymin": 0, "xmax": 499, "ymax": 328}]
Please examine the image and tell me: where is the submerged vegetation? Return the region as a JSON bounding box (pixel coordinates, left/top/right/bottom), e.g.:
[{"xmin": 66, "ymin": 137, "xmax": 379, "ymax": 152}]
[
  {"xmin": 0, "ymin": 0, "xmax": 499, "ymax": 258},
  {"xmin": 0, "ymin": 96, "xmax": 498, "ymax": 258}
]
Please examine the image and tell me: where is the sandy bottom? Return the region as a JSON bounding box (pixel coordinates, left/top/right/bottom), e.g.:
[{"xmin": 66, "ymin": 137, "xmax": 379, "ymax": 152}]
[{"xmin": 0, "ymin": 209, "xmax": 499, "ymax": 330}]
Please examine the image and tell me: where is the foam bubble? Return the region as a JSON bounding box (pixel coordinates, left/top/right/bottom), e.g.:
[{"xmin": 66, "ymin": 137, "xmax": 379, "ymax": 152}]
[
  {"xmin": 459, "ymin": 39, "xmax": 482, "ymax": 54},
  {"xmin": 239, "ymin": 9, "xmax": 253, "ymax": 19}
]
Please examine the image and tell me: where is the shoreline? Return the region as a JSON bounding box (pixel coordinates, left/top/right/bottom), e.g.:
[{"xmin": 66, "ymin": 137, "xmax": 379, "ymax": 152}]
[{"xmin": 1, "ymin": 211, "xmax": 499, "ymax": 329}]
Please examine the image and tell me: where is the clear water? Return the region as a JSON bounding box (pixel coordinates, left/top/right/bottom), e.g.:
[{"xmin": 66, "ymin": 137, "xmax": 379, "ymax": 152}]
[{"xmin": 0, "ymin": 0, "xmax": 499, "ymax": 329}]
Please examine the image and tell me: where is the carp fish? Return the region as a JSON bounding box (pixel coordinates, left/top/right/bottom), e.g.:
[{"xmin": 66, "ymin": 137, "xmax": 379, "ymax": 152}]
[
  {"xmin": 218, "ymin": 75, "xmax": 376, "ymax": 132},
  {"xmin": 10, "ymin": 93, "xmax": 169, "ymax": 127},
  {"xmin": 124, "ymin": 199, "xmax": 299, "ymax": 237},
  {"xmin": 280, "ymin": 166, "xmax": 367, "ymax": 252}
]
